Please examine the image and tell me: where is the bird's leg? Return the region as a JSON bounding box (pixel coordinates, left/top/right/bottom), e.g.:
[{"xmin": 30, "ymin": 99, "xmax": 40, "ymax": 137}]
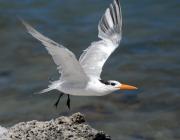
[
  {"xmin": 54, "ymin": 93, "xmax": 64, "ymax": 108},
  {"xmin": 67, "ymin": 94, "xmax": 71, "ymax": 110}
]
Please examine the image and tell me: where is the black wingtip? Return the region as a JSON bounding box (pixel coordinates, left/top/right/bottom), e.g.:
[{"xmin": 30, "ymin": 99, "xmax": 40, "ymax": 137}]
[{"xmin": 115, "ymin": 0, "xmax": 120, "ymax": 6}]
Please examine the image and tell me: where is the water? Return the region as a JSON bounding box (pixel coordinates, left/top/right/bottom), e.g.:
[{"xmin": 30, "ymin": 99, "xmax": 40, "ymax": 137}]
[{"xmin": 0, "ymin": 0, "xmax": 180, "ymax": 139}]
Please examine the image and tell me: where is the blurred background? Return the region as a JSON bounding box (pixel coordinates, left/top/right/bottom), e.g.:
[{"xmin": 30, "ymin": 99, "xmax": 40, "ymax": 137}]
[{"xmin": 0, "ymin": 0, "xmax": 179, "ymax": 139}]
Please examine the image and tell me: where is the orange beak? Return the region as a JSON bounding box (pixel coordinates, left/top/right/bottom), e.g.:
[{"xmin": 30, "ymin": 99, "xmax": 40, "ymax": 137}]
[{"xmin": 118, "ymin": 83, "xmax": 138, "ymax": 90}]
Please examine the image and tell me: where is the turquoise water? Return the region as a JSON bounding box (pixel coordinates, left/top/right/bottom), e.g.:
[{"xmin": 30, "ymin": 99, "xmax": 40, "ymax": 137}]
[{"xmin": 0, "ymin": 0, "xmax": 179, "ymax": 139}]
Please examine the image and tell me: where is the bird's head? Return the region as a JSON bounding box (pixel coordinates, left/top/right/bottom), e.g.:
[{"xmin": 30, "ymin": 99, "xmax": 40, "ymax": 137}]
[{"xmin": 101, "ymin": 80, "xmax": 138, "ymax": 92}]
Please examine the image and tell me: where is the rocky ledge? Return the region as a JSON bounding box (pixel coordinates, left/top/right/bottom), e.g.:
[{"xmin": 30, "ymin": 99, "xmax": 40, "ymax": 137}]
[{"xmin": 0, "ymin": 113, "xmax": 111, "ymax": 140}]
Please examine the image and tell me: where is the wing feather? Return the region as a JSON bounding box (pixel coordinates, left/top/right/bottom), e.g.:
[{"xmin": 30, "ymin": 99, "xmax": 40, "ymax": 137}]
[
  {"xmin": 79, "ymin": 0, "xmax": 122, "ymax": 78},
  {"xmin": 22, "ymin": 20, "xmax": 88, "ymax": 84}
]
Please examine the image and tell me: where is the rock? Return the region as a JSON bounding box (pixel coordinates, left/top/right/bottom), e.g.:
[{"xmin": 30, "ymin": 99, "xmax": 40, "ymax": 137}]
[
  {"xmin": 1, "ymin": 112, "xmax": 111, "ymax": 140},
  {"xmin": 0, "ymin": 126, "xmax": 8, "ymax": 139}
]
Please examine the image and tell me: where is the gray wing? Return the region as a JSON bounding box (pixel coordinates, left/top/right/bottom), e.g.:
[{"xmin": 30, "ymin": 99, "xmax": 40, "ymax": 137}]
[
  {"xmin": 79, "ymin": 0, "xmax": 122, "ymax": 78},
  {"xmin": 22, "ymin": 20, "xmax": 88, "ymax": 84}
]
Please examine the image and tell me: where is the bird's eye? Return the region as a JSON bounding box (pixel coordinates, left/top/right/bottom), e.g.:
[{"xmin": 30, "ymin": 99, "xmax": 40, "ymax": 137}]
[{"xmin": 111, "ymin": 82, "xmax": 116, "ymax": 86}]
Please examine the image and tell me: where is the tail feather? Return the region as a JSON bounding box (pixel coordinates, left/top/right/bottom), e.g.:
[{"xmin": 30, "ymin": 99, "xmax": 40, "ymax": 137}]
[
  {"xmin": 37, "ymin": 80, "xmax": 61, "ymax": 94},
  {"xmin": 39, "ymin": 87, "xmax": 54, "ymax": 94}
]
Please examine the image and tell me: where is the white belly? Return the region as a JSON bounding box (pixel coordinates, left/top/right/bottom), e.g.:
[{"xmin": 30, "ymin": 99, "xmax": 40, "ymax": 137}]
[{"xmin": 57, "ymin": 88, "xmax": 108, "ymax": 96}]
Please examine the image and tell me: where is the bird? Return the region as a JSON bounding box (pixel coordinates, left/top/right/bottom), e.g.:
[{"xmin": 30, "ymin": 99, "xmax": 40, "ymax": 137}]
[{"xmin": 21, "ymin": 0, "xmax": 137, "ymax": 110}]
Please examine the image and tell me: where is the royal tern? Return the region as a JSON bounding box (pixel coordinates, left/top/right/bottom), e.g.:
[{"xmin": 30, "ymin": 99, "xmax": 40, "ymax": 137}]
[{"xmin": 22, "ymin": 0, "xmax": 137, "ymax": 109}]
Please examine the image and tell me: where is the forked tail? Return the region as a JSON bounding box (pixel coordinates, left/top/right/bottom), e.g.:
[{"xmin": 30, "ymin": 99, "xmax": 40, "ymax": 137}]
[{"xmin": 38, "ymin": 80, "xmax": 61, "ymax": 94}]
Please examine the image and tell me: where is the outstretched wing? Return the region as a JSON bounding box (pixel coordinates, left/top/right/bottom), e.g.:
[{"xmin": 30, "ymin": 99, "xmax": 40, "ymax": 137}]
[
  {"xmin": 79, "ymin": 0, "xmax": 122, "ymax": 78},
  {"xmin": 22, "ymin": 20, "xmax": 88, "ymax": 84}
]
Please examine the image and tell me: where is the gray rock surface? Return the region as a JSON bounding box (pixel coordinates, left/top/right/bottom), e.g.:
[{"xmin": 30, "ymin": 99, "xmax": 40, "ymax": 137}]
[
  {"xmin": 0, "ymin": 126, "xmax": 8, "ymax": 139},
  {"xmin": 1, "ymin": 113, "xmax": 111, "ymax": 140}
]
